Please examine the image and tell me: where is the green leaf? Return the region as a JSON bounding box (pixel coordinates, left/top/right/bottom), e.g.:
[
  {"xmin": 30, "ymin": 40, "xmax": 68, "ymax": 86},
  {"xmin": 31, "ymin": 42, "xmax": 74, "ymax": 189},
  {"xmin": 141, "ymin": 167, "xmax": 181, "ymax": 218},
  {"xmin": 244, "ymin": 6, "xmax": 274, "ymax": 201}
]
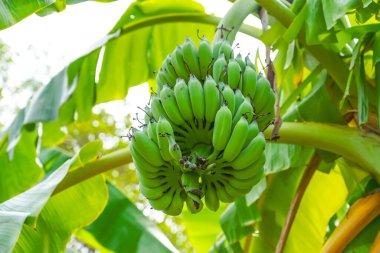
[
  {"xmin": 264, "ymin": 143, "xmax": 314, "ymax": 174},
  {"xmin": 0, "ymin": 129, "xmax": 43, "ymax": 202},
  {"xmin": 374, "ymin": 32, "xmax": 380, "ymax": 128},
  {"xmin": 83, "ymin": 183, "xmax": 178, "ymax": 253},
  {"xmin": 321, "ymin": 0, "xmax": 359, "ymax": 29},
  {"xmin": 182, "ymin": 205, "xmax": 226, "ymax": 253},
  {"xmin": 0, "ymin": 0, "xmax": 116, "ymax": 30},
  {"xmin": 355, "ymin": 54, "xmax": 369, "ymax": 125},
  {"xmin": 283, "ymin": 5, "xmax": 306, "ymax": 43},
  {"xmin": 13, "ymin": 175, "xmax": 108, "ymax": 253},
  {"xmin": 305, "ymin": 0, "xmax": 334, "ymax": 44},
  {"xmin": 0, "ymin": 158, "xmax": 72, "ymax": 252}
]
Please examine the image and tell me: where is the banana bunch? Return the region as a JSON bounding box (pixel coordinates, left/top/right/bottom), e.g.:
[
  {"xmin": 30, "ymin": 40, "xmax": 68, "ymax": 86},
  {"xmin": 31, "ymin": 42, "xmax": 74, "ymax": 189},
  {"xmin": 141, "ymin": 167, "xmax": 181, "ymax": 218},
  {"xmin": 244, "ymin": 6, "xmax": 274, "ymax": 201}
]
[{"xmin": 130, "ymin": 37, "xmax": 274, "ymax": 215}]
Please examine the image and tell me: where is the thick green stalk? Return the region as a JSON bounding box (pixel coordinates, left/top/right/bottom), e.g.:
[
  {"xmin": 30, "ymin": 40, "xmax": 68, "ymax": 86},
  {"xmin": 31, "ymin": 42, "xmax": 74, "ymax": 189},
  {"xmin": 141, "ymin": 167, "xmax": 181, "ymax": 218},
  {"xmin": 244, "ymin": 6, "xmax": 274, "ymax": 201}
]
[
  {"xmin": 264, "ymin": 122, "xmax": 380, "ymax": 181},
  {"xmin": 212, "ymin": 0, "xmax": 260, "ymax": 44},
  {"xmin": 53, "ymin": 148, "xmax": 132, "ymax": 195}
]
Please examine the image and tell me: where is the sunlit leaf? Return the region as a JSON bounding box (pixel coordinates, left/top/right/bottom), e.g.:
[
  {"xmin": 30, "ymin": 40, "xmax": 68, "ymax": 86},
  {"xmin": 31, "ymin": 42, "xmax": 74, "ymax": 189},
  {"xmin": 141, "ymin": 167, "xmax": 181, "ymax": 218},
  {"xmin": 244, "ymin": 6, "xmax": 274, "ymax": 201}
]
[
  {"xmin": 83, "ymin": 183, "xmax": 179, "ymax": 253},
  {"xmin": 13, "ymin": 176, "xmax": 108, "ymax": 253}
]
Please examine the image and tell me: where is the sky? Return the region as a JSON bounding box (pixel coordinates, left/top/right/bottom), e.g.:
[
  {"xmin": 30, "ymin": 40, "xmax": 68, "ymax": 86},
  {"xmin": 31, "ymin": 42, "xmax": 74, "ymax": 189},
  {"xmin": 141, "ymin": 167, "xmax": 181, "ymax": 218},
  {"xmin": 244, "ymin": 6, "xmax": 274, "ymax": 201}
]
[{"xmin": 0, "ymin": 0, "xmax": 262, "ymax": 128}]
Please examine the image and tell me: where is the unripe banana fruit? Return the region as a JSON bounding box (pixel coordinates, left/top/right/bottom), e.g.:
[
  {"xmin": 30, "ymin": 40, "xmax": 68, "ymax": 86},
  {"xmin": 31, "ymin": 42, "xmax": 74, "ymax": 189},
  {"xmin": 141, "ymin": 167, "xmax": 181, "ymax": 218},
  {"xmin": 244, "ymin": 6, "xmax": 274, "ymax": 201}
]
[{"xmin": 130, "ymin": 38, "xmax": 275, "ymax": 215}]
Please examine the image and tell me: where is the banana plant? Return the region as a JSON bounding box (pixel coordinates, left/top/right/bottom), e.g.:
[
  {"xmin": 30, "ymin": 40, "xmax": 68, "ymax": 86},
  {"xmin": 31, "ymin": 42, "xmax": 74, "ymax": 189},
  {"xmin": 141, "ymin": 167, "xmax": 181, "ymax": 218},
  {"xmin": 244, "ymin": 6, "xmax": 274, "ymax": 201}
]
[{"xmin": 0, "ymin": 0, "xmax": 380, "ymax": 252}]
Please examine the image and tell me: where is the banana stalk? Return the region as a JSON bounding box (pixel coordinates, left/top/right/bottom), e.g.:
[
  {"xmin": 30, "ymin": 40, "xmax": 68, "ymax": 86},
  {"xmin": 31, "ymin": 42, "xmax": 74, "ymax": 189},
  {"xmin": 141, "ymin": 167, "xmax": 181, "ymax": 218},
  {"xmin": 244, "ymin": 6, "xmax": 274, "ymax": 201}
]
[{"xmin": 321, "ymin": 190, "xmax": 380, "ymax": 253}]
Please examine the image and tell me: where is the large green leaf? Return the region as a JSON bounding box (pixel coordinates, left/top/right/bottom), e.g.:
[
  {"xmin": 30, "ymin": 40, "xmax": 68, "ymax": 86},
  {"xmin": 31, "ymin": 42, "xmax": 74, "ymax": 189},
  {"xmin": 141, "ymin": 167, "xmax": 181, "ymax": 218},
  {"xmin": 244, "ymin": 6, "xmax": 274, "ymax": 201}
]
[
  {"xmin": 0, "ymin": 129, "xmax": 43, "ymax": 202},
  {"xmin": 82, "ymin": 183, "xmax": 178, "ymax": 253},
  {"xmin": 0, "ymin": 0, "xmax": 116, "ymax": 30},
  {"xmin": 13, "ymin": 175, "xmax": 108, "ymax": 253},
  {"xmin": 0, "ymin": 140, "xmax": 104, "ymax": 252},
  {"xmin": 0, "ymin": 158, "xmax": 72, "ymax": 253},
  {"xmin": 182, "ymin": 205, "xmax": 227, "ymax": 253}
]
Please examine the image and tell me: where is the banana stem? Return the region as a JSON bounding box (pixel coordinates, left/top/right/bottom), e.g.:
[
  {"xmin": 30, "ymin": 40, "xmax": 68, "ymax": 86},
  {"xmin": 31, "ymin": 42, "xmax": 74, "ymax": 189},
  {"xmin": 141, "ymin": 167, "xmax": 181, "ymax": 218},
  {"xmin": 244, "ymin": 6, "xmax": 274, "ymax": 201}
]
[
  {"xmin": 212, "ymin": 0, "xmax": 260, "ymax": 45},
  {"xmin": 321, "ymin": 190, "xmax": 380, "ymax": 253},
  {"xmin": 369, "ymin": 231, "xmax": 380, "ymax": 253},
  {"xmin": 53, "ymin": 148, "xmax": 132, "ymax": 195},
  {"xmin": 263, "ymin": 122, "xmax": 380, "ymax": 181}
]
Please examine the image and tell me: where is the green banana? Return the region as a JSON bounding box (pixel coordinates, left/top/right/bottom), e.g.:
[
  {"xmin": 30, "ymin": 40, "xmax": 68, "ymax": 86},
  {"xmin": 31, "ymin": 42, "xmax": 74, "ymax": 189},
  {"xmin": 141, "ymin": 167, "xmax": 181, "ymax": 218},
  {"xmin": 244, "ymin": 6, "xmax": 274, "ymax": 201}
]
[
  {"xmin": 157, "ymin": 116, "xmax": 174, "ymax": 162},
  {"xmin": 131, "ymin": 129, "xmax": 164, "ymax": 167},
  {"xmin": 242, "ymin": 66, "xmax": 257, "ymax": 99},
  {"xmin": 186, "ymin": 194, "xmax": 204, "ymax": 213},
  {"xmin": 168, "ymin": 135, "xmax": 182, "ymax": 161},
  {"xmin": 214, "ymin": 180, "xmax": 234, "ymax": 203},
  {"xmin": 212, "ymin": 105, "xmax": 232, "ymax": 152},
  {"xmin": 219, "ymin": 40, "xmax": 233, "ymax": 61},
  {"xmin": 149, "ymin": 185, "xmax": 177, "ymax": 210},
  {"xmin": 253, "ymin": 76, "xmax": 272, "ymax": 114},
  {"xmin": 156, "ymin": 68, "xmax": 168, "ymax": 92},
  {"xmin": 234, "ymin": 89, "xmax": 245, "ymax": 115},
  {"xmin": 182, "ymin": 37, "xmax": 202, "ymax": 80},
  {"xmin": 171, "ymin": 46, "xmax": 189, "ymax": 82},
  {"xmin": 233, "ymin": 97, "xmax": 253, "ymax": 126},
  {"xmin": 188, "ymin": 75, "xmax": 205, "ymax": 125},
  {"xmin": 137, "ymin": 171, "xmax": 174, "ymax": 188},
  {"xmin": 204, "ymin": 76, "xmax": 220, "ymax": 126},
  {"xmin": 212, "ymin": 39, "xmax": 224, "ymax": 61},
  {"xmin": 222, "ymin": 85, "xmax": 235, "ymax": 114},
  {"xmin": 198, "ymin": 37, "xmax": 213, "ymax": 80},
  {"xmin": 164, "ymin": 188, "xmax": 185, "ymax": 216},
  {"xmin": 147, "ymin": 121, "xmax": 159, "ymax": 145},
  {"xmin": 160, "ymin": 85, "xmax": 186, "ymax": 126},
  {"xmin": 222, "ymin": 153, "xmax": 265, "ymax": 180},
  {"xmin": 204, "ymin": 181, "xmax": 220, "ymax": 211},
  {"xmin": 150, "ymin": 95, "xmax": 166, "ymax": 122},
  {"xmin": 163, "ymin": 56, "xmax": 177, "ymax": 87},
  {"xmin": 173, "ymin": 78, "xmax": 194, "ymax": 123},
  {"xmin": 139, "ymin": 181, "xmax": 172, "ymax": 200},
  {"xmin": 223, "ymin": 116, "xmax": 249, "ymax": 162},
  {"xmin": 235, "ymin": 53, "xmax": 246, "ymax": 73},
  {"xmin": 212, "ymin": 55, "xmax": 227, "ymax": 83},
  {"xmin": 230, "ymin": 132, "xmax": 266, "ymax": 170},
  {"xmin": 244, "ymin": 121, "xmax": 260, "ymax": 147},
  {"xmin": 227, "ymin": 59, "xmax": 241, "ymax": 89}
]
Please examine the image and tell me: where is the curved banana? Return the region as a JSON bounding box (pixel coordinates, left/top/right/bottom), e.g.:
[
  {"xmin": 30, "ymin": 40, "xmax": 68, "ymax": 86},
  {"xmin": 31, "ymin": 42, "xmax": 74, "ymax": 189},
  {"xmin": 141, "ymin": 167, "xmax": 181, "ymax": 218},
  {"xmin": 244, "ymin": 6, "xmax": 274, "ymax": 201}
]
[
  {"xmin": 188, "ymin": 75, "xmax": 205, "ymax": 125},
  {"xmin": 234, "ymin": 89, "xmax": 245, "ymax": 115},
  {"xmin": 149, "ymin": 185, "xmax": 177, "ymax": 210},
  {"xmin": 156, "ymin": 68, "xmax": 168, "ymax": 92},
  {"xmin": 199, "ymin": 37, "xmax": 213, "ymax": 80},
  {"xmin": 214, "ymin": 180, "xmax": 234, "ymax": 203},
  {"xmin": 157, "ymin": 116, "xmax": 174, "ymax": 162},
  {"xmin": 150, "ymin": 95, "xmax": 166, "ymax": 122},
  {"xmin": 182, "ymin": 37, "xmax": 202, "ymax": 80},
  {"xmin": 163, "ymin": 56, "xmax": 177, "ymax": 87},
  {"xmin": 174, "ymin": 78, "xmax": 194, "ymax": 123},
  {"xmin": 204, "ymin": 181, "xmax": 220, "ymax": 211},
  {"xmin": 160, "ymin": 85, "xmax": 186, "ymax": 126},
  {"xmin": 139, "ymin": 181, "xmax": 172, "ymax": 200},
  {"xmin": 253, "ymin": 76, "xmax": 272, "ymax": 114},
  {"xmin": 223, "ymin": 116, "xmax": 249, "ymax": 162},
  {"xmin": 230, "ymin": 132, "xmax": 266, "ymax": 170},
  {"xmin": 242, "ymin": 66, "xmax": 257, "ymax": 99},
  {"xmin": 233, "ymin": 97, "xmax": 253, "ymax": 125},
  {"xmin": 212, "ymin": 105, "xmax": 232, "ymax": 153},
  {"xmin": 227, "ymin": 59, "xmax": 241, "ymax": 89},
  {"xmin": 245, "ymin": 55, "xmax": 255, "ymax": 69},
  {"xmin": 212, "ymin": 39, "xmax": 224, "ymax": 61},
  {"xmin": 235, "ymin": 53, "xmax": 246, "ymax": 73},
  {"xmin": 219, "ymin": 40, "xmax": 233, "ymax": 61},
  {"xmin": 212, "ymin": 55, "xmax": 227, "ymax": 83},
  {"xmin": 147, "ymin": 121, "xmax": 159, "ymax": 145},
  {"xmin": 164, "ymin": 188, "xmax": 185, "ymax": 216},
  {"xmin": 137, "ymin": 170, "xmax": 174, "ymax": 188},
  {"xmin": 186, "ymin": 194, "xmax": 204, "ymax": 213},
  {"xmin": 171, "ymin": 46, "xmax": 189, "ymax": 82},
  {"xmin": 244, "ymin": 121, "xmax": 260, "ymax": 147},
  {"xmin": 222, "ymin": 85, "xmax": 235, "ymax": 114},
  {"xmin": 168, "ymin": 135, "xmax": 182, "ymax": 161},
  {"xmin": 204, "ymin": 76, "xmax": 220, "ymax": 126},
  {"xmin": 131, "ymin": 129, "xmax": 164, "ymax": 167}
]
